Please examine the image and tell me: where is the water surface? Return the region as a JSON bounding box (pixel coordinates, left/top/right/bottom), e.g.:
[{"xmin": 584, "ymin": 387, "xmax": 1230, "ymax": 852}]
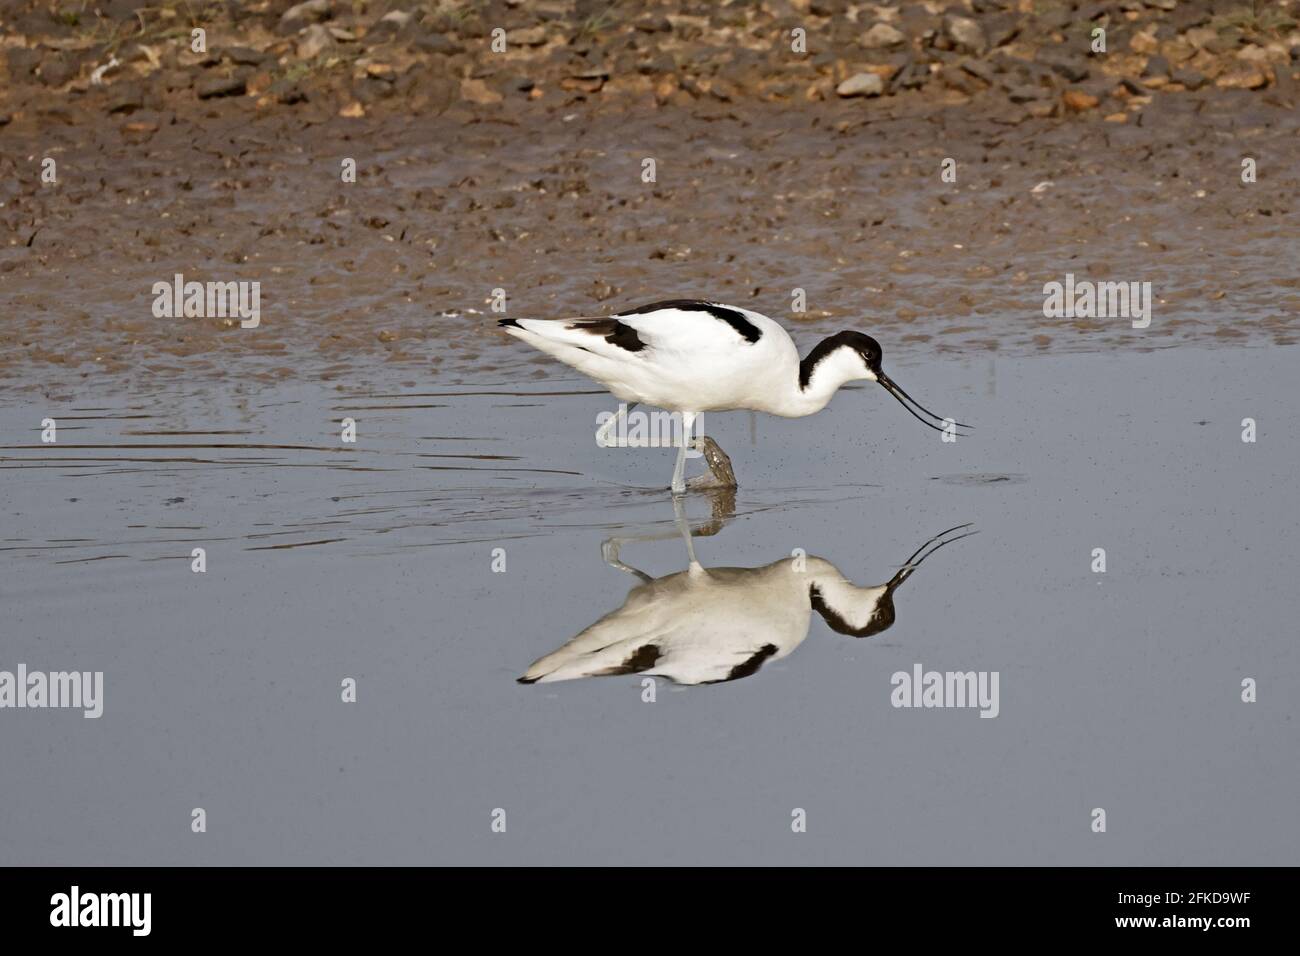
[{"xmin": 2, "ymin": 345, "xmax": 1297, "ymax": 864}]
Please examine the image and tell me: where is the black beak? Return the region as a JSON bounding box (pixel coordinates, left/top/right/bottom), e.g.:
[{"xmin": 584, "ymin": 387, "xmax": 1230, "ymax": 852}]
[
  {"xmin": 887, "ymin": 523, "xmax": 978, "ymax": 590},
  {"xmin": 876, "ymin": 370, "xmax": 972, "ymax": 435}
]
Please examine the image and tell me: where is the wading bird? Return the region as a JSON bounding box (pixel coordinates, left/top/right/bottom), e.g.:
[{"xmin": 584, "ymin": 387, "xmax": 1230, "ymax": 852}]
[
  {"xmin": 500, "ymin": 299, "xmax": 969, "ymax": 493},
  {"xmin": 518, "ymin": 514, "xmax": 976, "ymax": 686}
]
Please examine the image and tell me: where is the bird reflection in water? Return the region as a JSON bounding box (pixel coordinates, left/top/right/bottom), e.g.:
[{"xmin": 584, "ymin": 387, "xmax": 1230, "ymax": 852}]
[{"xmin": 519, "ymin": 492, "xmax": 975, "ymax": 687}]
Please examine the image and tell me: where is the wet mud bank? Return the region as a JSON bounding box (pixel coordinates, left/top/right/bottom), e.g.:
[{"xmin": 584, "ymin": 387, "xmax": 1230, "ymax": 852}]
[{"xmin": 0, "ymin": 1, "xmax": 1297, "ymax": 396}]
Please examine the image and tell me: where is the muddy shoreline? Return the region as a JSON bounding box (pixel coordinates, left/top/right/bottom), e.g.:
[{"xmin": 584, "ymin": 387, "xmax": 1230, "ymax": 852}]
[{"xmin": 1, "ymin": 1, "xmax": 1297, "ymax": 395}]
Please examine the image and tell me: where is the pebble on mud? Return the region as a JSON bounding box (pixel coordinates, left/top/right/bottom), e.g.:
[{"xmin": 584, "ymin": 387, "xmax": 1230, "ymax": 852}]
[
  {"xmin": 282, "ymin": 0, "xmax": 333, "ymax": 26},
  {"xmin": 196, "ymin": 75, "xmax": 247, "ymax": 99},
  {"xmin": 461, "ymin": 78, "xmax": 503, "ymax": 105},
  {"xmin": 1038, "ymin": 48, "xmax": 1089, "ymax": 83},
  {"xmin": 946, "ymin": 17, "xmax": 988, "ymax": 55},
  {"xmin": 374, "ymin": 11, "xmax": 413, "ymax": 33},
  {"xmin": 859, "ymin": 23, "xmax": 906, "ymax": 49},
  {"xmin": 1183, "ymin": 27, "xmax": 1218, "ymax": 49},
  {"xmin": 1063, "ymin": 90, "xmax": 1099, "ymax": 112},
  {"xmin": 246, "ymin": 71, "xmax": 274, "ymax": 96},
  {"xmin": 1130, "ymin": 29, "xmax": 1160, "ymax": 55},
  {"xmin": 1216, "ymin": 66, "xmax": 1269, "ymax": 90},
  {"xmin": 1143, "ymin": 55, "xmax": 1171, "ymax": 78},
  {"xmin": 107, "ymin": 86, "xmax": 145, "ymax": 114},
  {"xmin": 38, "ymin": 55, "xmax": 75, "ymax": 87},
  {"xmin": 297, "ymin": 24, "xmax": 334, "ymax": 60},
  {"xmin": 837, "ymin": 73, "xmax": 885, "ymax": 97},
  {"xmin": 510, "ymin": 26, "xmax": 550, "ymax": 46},
  {"xmin": 589, "ymin": 280, "xmax": 618, "ymax": 302}
]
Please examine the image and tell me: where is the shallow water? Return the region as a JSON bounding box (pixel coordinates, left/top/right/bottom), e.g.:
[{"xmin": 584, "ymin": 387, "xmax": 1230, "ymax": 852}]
[{"xmin": 2, "ymin": 343, "xmax": 1297, "ymax": 864}]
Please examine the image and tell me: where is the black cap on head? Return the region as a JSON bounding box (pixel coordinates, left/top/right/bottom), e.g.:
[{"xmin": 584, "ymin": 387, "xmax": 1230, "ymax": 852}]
[
  {"xmin": 798, "ymin": 330, "xmax": 883, "ymax": 389},
  {"xmin": 830, "ymin": 330, "xmax": 882, "ymax": 370}
]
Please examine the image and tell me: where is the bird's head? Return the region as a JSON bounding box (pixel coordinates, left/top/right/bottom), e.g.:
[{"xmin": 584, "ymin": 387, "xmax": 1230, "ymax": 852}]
[
  {"xmin": 831, "ymin": 330, "xmax": 884, "ymax": 381},
  {"xmin": 805, "ymin": 523, "xmax": 976, "ymax": 638},
  {"xmin": 804, "ymin": 330, "xmax": 971, "ymax": 435}
]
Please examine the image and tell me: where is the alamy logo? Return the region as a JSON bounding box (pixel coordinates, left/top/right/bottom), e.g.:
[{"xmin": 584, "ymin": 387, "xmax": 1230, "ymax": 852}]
[
  {"xmin": 595, "ymin": 404, "xmax": 702, "ymax": 456},
  {"xmin": 151, "ymin": 273, "xmax": 261, "ymax": 328},
  {"xmin": 50, "ymin": 886, "xmax": 151, "ymax": 936},
  {"xmin": 0, "ymin": 664, "xmax": 103, "ymax": 718},
  {"xmin": 1042, "ymin": 273, "xmax": 1151, "ymax": 329},
  {"xmin": 890, "ymin": 663, "xmax": 999, "ymax": 718}
]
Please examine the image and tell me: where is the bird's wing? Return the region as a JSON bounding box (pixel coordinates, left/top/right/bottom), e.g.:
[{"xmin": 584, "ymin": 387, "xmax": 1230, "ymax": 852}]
[
  {"xmin": 519, "ymin": 574, "xmax": 798, "ymax": 686},
  {"xmin": 500, "ymin": 316, "xmax": 649, "ymax": 361},
  {"xmin": 501, "ymin": 301, "xmax": 773, "ymax": 365},
  {"xmin": 610, "ymin": 300, "xmax": 769, "ymax": 351},
  {"xmin": 520, "ymin": 618, "xmax": 786, "ymax": 686},
  {"xmin": 517, "ymin": 585, "xmax": 677, "ymax": 683}
]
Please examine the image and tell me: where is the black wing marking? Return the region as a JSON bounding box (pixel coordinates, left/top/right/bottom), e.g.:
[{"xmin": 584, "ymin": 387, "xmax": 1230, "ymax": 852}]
[
  {"xmin": 703, "ymin": 643, "xmax": 779, "ymax": 684},
  {"xmin": 616, "ymin": 299, "xmax": 763, "ymax": 344},
  {"xmin": 591, "ymin": 643, "xmax": 662, "ymax": 676},
  {"xmin": 565, "ymin": 318, "xmax": 647, "ymax": 352}
]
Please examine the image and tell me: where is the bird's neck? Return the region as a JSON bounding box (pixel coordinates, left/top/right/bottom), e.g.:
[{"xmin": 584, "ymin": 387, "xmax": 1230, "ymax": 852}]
[
  {"xmin": 782, "ymin": 341, "xmax": 868, "ymax": 416},
  {"xmin": 803, "ymin": 560, "xmax": 891, "ymax": 636}
]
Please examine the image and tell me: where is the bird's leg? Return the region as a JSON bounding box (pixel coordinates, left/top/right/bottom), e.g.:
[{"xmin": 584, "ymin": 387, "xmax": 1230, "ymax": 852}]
[
  {"xmin": 600, "ymin": 488, "xmax": 736, "ymax": 580},
  {"xmin": 669, "ymin": 440, "xmax": 688, "ymax": 495},
  {"xmin": 671, "ymin": 494, "xmax": 702, "ymax": 569},
  {"xmin": 686, "ymin": 435, "xmax": 738, "ymax": 490},
  {"xmin": 594, "ymin": 401, "xmax": 638, "ymax": 447},
  {"xmin": 600, "ymin": 537, "xmax": 654, "ymax": 583},
  {"xmin": 669, "ymin": 411, "xmax": 696, "ymax": 495}
]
